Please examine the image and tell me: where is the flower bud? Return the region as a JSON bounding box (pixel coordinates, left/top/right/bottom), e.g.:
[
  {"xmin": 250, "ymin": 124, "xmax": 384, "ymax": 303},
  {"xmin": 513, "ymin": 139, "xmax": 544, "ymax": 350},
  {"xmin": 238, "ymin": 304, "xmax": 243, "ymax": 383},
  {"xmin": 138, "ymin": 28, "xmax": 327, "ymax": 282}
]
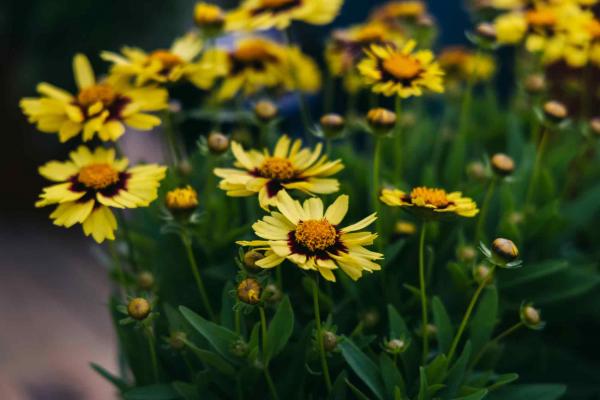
[
  {"xmin": 166, "ymin": 186, "xmax": 199, "ymax": 212},
  {"xmin": 168, "ymin": 100, "xmax": 182, "ymax": 113},
  {"xmin": 243, "ymin": 250, "xmax": 264, "ymax": 271},
  {"xmin": 127, "ymin": 298, "xmax": 151, "ymax": 321},
  {"xmin": 320, "ymin": 114, "xmax": 346, "ymax": 138},
  {"xmin": 524, "ymin": 74, "xmax": 546, "ymax": 94},
  {"xmin": 177, "ymin": 160, "xmax": 193, "ymax": 176},
  {"xmin": 361, "ymin": 309, "xmax": 380, "ymax": 328},
  {"xmin": 263, "ymin": 284, "xmax": 283, "ymax": 304},
  {"xmin": 194, "ymin": 2, "xmax": 225, "ymax": 34},
  {"xmin": 207, "ymin": 131, "xmax": 230, "ymax": 154},
  {"xmin": 169, "ymin": 331, "xmax": 187, "ymax": 350},
  {"xmin": 457, "ymin": 245, "xmax": 477, "ymax": 263},
  {"xmin": 509, "ymin": 211, "xmax": 524, "ymax": 225},
  {"xmin": 230, "ymin": 339, "xmax": 249, "ymax": 357},
  {"xmin": 589, "ymin": 117, "xmax": 600, "ymax": 137},
  {"xmin": 491, "ymin": 153, "xmax": 515, "ymax": 176},
  {"xmin": 137, "ymin": 271, "xmax": 155, "ymax": 291},
  {"xmin": 237, "ymin": 278, "xmax": 262, "ymax": 305},
  {"xmin": 367, "ymin": 108, "xmax": 397, "ymax": 136},
  {"xmin": 466, "ymin": 161, "xmax": 487, "ymax": 181},
  {"xmin": 473, "ymin": 264, "xmax": 493, "ymax": 285},
  {"xmin": 425, "ymin": 324, "xmax": 437, "ymax": 336},
  {"xmin": 394, "ymin": 220, "xmax": 417, "ymax": 236},
  {"xmin": 520, "ymin": 303, "xmax": 545, "ymax": 329},
  {"xmin": 254, "ymin": 100, "xmax": 278, "ymax": 122},
  {"xmin": 322, "ymin": 331, "xmax": 338, "ymax": 352},
  {"xmin": 385, "ymin": 338, "xmax": 408, "ymax": 354},
  {"xmin": 491, "ymin": 238, "xmax": 519, "ymax": 262},
  {"xmin": 543, "ymin": 100, "xmax": 568, "ymax": 122},
  {"xmin": 476, "ymin": 22, "xmax": 497, "ymax": 41},
  {"xmin": 416, "ymin": 14, "xmax": 434, "ymax": 28}
]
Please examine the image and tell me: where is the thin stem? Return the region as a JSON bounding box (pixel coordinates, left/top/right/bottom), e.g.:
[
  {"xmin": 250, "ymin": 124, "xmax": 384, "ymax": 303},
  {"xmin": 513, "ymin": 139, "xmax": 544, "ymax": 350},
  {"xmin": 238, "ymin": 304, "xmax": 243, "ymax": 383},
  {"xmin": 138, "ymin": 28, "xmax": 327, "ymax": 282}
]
[
  {"xmin": 471, "ymin": 321, "xmax": 524, "ymax": 368},
  {"xmin": 116, "ymin": 210, "xmax": 138, "ymax": 272},
  {"xmin": 476, "ymin": 177, "xmax": 497, "ymax": 243},
  {"xmin": 312, "ymin": 276, "xmax": 333, "ymax": 392},
  {"xmin": 108, "ymin": 241, "xmax": 127, "ymax": 296},
  {"xmin": 260, "ymin": 307, "xmax": 279, "ymax": 400},
  {"xmin": 373, "ymin": 137, "xmax": 383, "ymax": 250},
  {"xmin": 235, "ymin": 308, "xmax": 241, "ymax": 335},
  {"xmin": 145, "ymin": 328, "xmax": 159, "ymax": 382},
  {"xmin": 393, "ymin": 96, "xmax": 403, "ymax": 182},
  {"xmin": 418, "ymin": 222, "xmax": 429, "ymax": 363},
  {"xmin": 447, "ymin": 266, "xmax": 496, "ymax": 363},
  {"xmin": 526, "ymin": 128, "xmax": 549, "ymax": 208},
  {"xmin": 162, "ymin": 110, "xmax": 181, "ymax": 167},
  {"xmin": 181, "ymin": 233, "xmax": 216, "ymax": 321}
]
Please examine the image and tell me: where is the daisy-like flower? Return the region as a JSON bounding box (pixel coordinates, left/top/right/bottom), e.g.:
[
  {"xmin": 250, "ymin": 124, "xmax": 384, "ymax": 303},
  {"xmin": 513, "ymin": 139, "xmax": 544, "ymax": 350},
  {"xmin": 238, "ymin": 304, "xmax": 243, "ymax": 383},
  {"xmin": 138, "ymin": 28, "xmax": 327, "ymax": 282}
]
[
  {"xmin": 20, "ymin": 54, "xmax": 168, "ymax": 142},
  {"xmin": 238, "ymin": 190, "xmax": 383, "ymax": 282},
  {"xmin": 36, "ymin": 146, "xmax": 166, "ymax": 243},
  {"xmin": 225, "ymin": 0, "xmax": 344, "ymax": 31},
  {"xmin": 358, "ymin": 40, "xmax": 444, "ymax": 98},
  {"xmin": 438, "ymin": 46, "xmax": 496, "ymax": 84},
  {"xmin": 380, "ymin": 186, "xmax": 479, "ymax": 219},
  {"xmin": 101, "ymin": 33, "xmax": 211, "ymax": 88},
  {"xmin": 214, "ymin": 135, "xmax": 343, "ymax": 210},
  {"xmin": 200, "ymin": 37, "xmax": 321, "ymax": 101}
]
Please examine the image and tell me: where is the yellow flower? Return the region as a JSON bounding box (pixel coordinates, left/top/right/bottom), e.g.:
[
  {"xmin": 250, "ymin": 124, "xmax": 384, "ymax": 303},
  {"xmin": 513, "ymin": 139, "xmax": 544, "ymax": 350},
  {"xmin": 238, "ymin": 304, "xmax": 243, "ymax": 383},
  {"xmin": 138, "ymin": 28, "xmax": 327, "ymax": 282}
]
[
  {"xmin": 101, "ymin": 33, "xmax": 210, "ymax": 88},
  {"xmin": 194, "ymin": 2, "xmax": 225, "ymax": 33},
  {"xmin": 325, "ymin": 22, "xmax": 404, "ymax": 78},
  {"xmin": 494, "ymin": 12, "xmax": 528, "ymax": 44},
  {"xmin": 358, "ymin": 41, "xmax": 444, "ymax": 98},
  {"xmin": 199, "ymin": 37, "xmax": 321, "ymax": 101},
  {"xmin": 20, "ymin": 54, "xmax": 168, "ymax": 142},
  {"xmin": 370, "ymin": 1, "xmax": 428, "ymax": 24},
  {"xmin": 166, "ymin": 186, "xmax": 199, "ymax": 211},
  {"xmin": 439, "ymin": 46, "xmax": 496, "ymax": 83},
  {"xmin": 380, "ymin": 187, "xmax": 479, "ymax": 219},
  {"xmin": 489, "ymin": 0, "xmax": 526, "ymax": 9},
  {"xmin": 238, "ymin": 190, "xmax": 383, "ymax": 282},
  {"xmin": 214, "ymin": 135, "xmax": 343, "ymax": 210},
  {"xmin": 225, "ymin": 0, "xmax": 343, "ymax": 31},
  {"xmin": 36, "ymin": 146, "xmax": 166, "ymax": 243}
]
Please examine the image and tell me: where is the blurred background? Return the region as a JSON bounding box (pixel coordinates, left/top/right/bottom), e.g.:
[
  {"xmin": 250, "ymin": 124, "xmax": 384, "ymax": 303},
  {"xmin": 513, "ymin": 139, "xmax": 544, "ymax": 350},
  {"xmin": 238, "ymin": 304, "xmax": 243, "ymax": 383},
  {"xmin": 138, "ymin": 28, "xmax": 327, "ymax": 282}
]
[{"xmin": 0, "ymin": 0, "xmax": 516, "ymax": 399}]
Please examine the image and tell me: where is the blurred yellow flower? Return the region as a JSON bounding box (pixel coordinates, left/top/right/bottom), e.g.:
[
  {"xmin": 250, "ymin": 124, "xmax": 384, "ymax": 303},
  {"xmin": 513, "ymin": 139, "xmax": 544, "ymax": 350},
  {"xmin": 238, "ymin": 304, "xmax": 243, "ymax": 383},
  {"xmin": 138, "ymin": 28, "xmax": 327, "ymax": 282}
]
[
  {"xmin": 36, "ymin": 146, "xmax": 166, "ymax": 243},
  {"xmin": 358, "ymin": 41, "xmax": 444, "ymax": 98},
  {"xmin": 370, "ymin": 1, "xmax": 428, "ymax": 24},
  {"xmin": 439, "ymin": 46, "xmax": 496, "ymax": 83},
  {"xmin": 381, "ymin": 187, "xmax": 479, "ymax": 219},
  {"xmin": 194, "ymin": 2, "xmax": 225, "ymax": 33},
  {"xmin": 226, "ymin": 0, "xmax": 343, "ymax": 31},
  {"xmin": 238, "ymin": 190, "xmax": 383, "ymax": 282},
  {"xmin": 494, "ymin": 12, "xmax": 528, "ymax": 44},
  {"xmin": 214, "ymin": 135, "xmax": 343, "ymax": 210},
  {"xmin": 20, "ymin": 54, "xmax": 168, "ymax": 142}
]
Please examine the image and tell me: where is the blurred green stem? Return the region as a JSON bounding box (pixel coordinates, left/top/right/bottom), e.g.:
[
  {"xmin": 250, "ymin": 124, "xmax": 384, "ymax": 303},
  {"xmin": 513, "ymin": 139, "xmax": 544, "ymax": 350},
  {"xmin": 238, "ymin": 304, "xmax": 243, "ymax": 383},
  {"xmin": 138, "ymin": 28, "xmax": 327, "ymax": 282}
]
[
  {"xmin": 260, "ymin": 306, "xmax": 279, "ymax": 400},
  {"xmin": 393, "ymin": 96, "xmax": 403, "ymax": 182},
  {"xmin": 476, "ymin": 177, "xmax": 497, "ymax": 243},
  {"xmin": 108, "ymin": 241, "xmax": 127, "ymax": 296},
  {"xmin": 313, "ymin": 276, "xmax": 333, "ymax": 392},
  {"xmin": 418, "ymin": 222, "xmax": 429, "ymax": 363},
  {"xmin": 526, "ymin": 128, "xmax": 549, "ymax": 208},
  {"xmin": 373, "ymin": 137, "xmax": 383, "ymax": 249},
  {"xmin": 471, "ymin": 321, "xmax": 524, "ymax": 368},
  {"xmin": 145, "ymin": 328, "xmax": 159, "ymax": 382},
  {"xmin": 447, "ymin": 265, "xmax": 496, "ymax": 363},
  {"xmin": 181, "ymin": 233, "xmax": 216, "ymax": 321},
  {"xmin": 162, "ymin": 110, "xmax": 181, "ymax": 167}
]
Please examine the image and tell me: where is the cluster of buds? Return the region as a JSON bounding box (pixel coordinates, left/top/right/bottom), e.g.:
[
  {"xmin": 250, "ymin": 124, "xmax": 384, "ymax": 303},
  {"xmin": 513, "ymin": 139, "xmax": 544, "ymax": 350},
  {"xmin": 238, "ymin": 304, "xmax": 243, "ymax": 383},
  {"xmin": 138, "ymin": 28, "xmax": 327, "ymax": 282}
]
[{"xmin": 479, "ymin": 237, "xmax": 522, "ymax": 269}]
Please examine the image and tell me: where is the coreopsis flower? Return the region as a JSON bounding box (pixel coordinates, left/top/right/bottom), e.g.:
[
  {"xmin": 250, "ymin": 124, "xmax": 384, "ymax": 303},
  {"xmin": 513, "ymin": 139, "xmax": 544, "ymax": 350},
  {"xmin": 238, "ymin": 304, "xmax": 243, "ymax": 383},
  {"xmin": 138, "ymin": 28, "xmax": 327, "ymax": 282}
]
[
  {"xmin": 194, "ymin": 2, "xmax": 226, "ymax": 35},
  {"xmin": 225, "ymin": 0, "xmax": 343, "ymax": 31},
  {"xmin": 36, "ymin": 146, "xmax": 166, "ymax": 243},
  {"xmin": 165, "ymin": 186, "xmax": 199, "ymax": 212},
  {"xmin": 438, "ymin": 46, "xmax": 496, "ymax": 84},
  {"xmin": 199, "ymin": 37, "xmax": 321, "ymax": 101},
  {"xmin": 380, "ymin": 187, "xmax": 479, "ymax": 219},
  {"xmin": 237, "ymin": 190, "xmax": 383, "ymax": 282},
  {"xmin": 214, "ymin": 135, "xmax": 343, "ymax": 210},
  {"xmin": 20, "ymin": 54, "xmax": 168, "ymax": 142},
  {"xmin": 370, "ymin": 1, "xmax": 428, "ymax": 26},
  {"xmin": 494, "ymin": 12, "xmax": 528, "ymax": 44},
  {"xmin": 358, "ymin": 41, "xmax": 444, "ymax": 98},
  {"xmin": 101, "ymin": 33, "xmax": 211, "ymax": 88}
]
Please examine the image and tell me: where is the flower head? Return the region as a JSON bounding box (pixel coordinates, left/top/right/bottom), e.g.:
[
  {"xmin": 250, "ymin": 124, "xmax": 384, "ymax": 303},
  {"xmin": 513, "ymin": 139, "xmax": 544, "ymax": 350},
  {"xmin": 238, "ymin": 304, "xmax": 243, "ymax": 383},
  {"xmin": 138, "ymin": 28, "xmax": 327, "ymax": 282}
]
[
  {"xmin": 127, "ymin": 298, "xmax": 152, "ymax": 320},
  {"xmin": 226, "ymin": 0, "xmax": 343, "ymax": 31},
  {"xmin": 438, "ymin": 46, "xmax": 496, "ymax": 84},
  {"xmin": 237, "ymin": 278, "xmax": 262, "ymax": 305},
  {"xmin": 20, "ymin": 54, "xmax": 168, "ymax": 142},
  {"xmin": 380, "ymin": 186, "xmax": 479, "ymax": 219},
  {"xmin": 238, "ymin": 191, "xmax": 383, "ymax": 282},
  {"xmin": 370, "ymin": 1, "xmax": 429, "ymax": 26},
  {"xmin": 358, "ymin": 41, "xmax": 444, "ymax": 98},
  {"xmin": 101, "ymin": 33, "xmax": 210, "ymax": 88},
  {"xmin": 214, "ymin": 135, "xmax": 343, "ymax": 210},
  {"xmin": 166, "ymin": 186, "xmax": 199, "ymax": 211},
  {"xmin": 194, "ymin": 2, "xmax": 225, "ymax": 34},
  {"xmin": 36, "ymin": 146, "xmax": 166, "ymax": 243}
]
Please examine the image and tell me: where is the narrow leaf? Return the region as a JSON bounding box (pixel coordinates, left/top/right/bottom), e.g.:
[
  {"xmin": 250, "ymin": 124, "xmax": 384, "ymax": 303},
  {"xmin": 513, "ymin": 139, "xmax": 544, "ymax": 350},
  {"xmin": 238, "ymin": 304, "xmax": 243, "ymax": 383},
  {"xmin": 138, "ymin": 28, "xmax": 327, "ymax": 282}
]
[
  {"xmin": 432, "ymin": 297, "xmax": 454, "ymax": 354},
  {"xmin": 469, "ymin": 286, "xmax": 498, "ymax": 357},
  {"xmin": 339, "ymin": 337, "xmax": 386, "ymax": 400},
  {"xmin": 266, "ymin": 296, "xmax": 294, "ymax": 361}
]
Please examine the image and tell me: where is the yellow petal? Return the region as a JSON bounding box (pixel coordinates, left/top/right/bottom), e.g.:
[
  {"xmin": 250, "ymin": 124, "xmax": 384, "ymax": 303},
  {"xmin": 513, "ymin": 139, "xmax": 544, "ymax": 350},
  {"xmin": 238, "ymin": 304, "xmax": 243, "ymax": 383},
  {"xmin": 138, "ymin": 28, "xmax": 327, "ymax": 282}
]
[
  {"xmin": 324, "ymin": 194, "xmax": 349, "ymax": 225},
  {"xmin": 73, "ymin": 53, "xmax": 96, "ymax": 90}
]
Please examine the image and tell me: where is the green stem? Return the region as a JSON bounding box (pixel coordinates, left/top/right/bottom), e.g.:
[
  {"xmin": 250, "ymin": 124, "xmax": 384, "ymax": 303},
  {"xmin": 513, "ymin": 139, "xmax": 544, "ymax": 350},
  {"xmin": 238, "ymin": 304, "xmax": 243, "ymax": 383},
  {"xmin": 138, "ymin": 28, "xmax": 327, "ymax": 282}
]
[
  {"xmin": 418, "ymin": 222, "xmax": 429, "ymax": 363},
  {"xmin": 313, "ymin": 276, "xmax": 333, "ymax": 392},
  {"xmin": 162, "ymin": 110, "xmax": 181, "ymax": 167},
  {"xmin": 260, "ymin": 307, "xmax": 279, "ymax": 400},
  {"xmin": 526, "ymin": 128, "xmax": 549, "ymax": 209},
  {"xmin": 116, "ymin": 210, "xmax": 138, "ymax": 272},
  {"xmin": 324, "ymin": 71, "xmax": 335, "ymax": 114},
  {"xmin": 393, "ymin": 96, "xmax": 403, "ymax": 182},
  {"xmin": 447, "ymin": 265, "xmax": 496, "ymax": 363},
  {"xmin": 146, "ymin": 328, "xmax": 159, "ymax": 382},
  {"xmin": 235, "ymin": 308, "xmax": 241, "ymax": 335},
  {"xmin": 108, "ymin": 241, "xmax": 127, "ymax": 296},
  {"xmin": 181, "ymin": 233, "xmax": 216, "ymax": 321},
  {"xmin": 373, "ymin": 137, "xmax": 383, "ymax": 250},
  {"xmin": 476, "ymin": 177, "xmax": 497, "ymax": 243},
  {"xmin": 470, "ymin": 321, "xmax": 524, "ymax": 368}
]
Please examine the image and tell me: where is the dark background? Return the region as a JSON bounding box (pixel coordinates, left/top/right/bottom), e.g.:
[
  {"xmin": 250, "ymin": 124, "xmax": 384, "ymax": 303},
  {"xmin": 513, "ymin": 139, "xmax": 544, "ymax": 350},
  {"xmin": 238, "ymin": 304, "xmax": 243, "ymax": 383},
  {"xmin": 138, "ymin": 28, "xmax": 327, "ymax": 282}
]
[{"xmin": 0, "ymin": 1, "xmax": 474, "ymax": 398}]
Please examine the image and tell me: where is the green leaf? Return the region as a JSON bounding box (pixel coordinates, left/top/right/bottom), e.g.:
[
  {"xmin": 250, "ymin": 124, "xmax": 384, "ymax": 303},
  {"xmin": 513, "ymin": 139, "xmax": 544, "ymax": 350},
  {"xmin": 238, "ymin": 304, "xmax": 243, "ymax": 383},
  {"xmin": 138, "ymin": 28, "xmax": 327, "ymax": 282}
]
[
  {"xmin": 90, "ymin": 363, "xmax": 129, "ymax": 391},
  {"xmin": 172, "ymin": 381, "xmax": 199, "ymax": 400},
  {"xmin": 123, "ymin": 384, "xmax": 181, "ymax": 400},
  {"xmin": 469, "ymin": 286, "xmax": 498, "ymax": 357},
  {"xmin": 418, "ymin": 367, "xmax": 429, "ymax": 400},
  {"xmin": 339, "ymin": 337, "xmax": 386, "ymax": 400},
  {"xmin": 379, "ymin": 353, "xmax": 406, "ymax": 399},
  {"xmin": 219, "ymin": 281, "xmax": 236, "ymax": 331},
  {"xmin": 499, "ymin": 260, "xmax": 568, "ymax": 288},
  {"xmin": 184, "ymin": 339, "xmax": 235, "ymax": 375},
  {"xmin": 451, "ymin": 389, "xmax": 488, "ymax": 400},
  {"xmin": 442, "ymin": 341, "xmax": 471, "ymax": 398},
  {"xmin": 180, "ymin": 306, "xmax": 239, "ymax": 363},
  {"xmin": 329, "ymin": 371, "xmax": 349, "ymax": 400},
  {"xmin": 425, "ymin": 354, "xmax": 448, "ymax": 385},
  {"xmin": 486, "ymin": 384, "xmax": 566, "ymax": 400},
  {"xmin": 487, "ymin": 373, "xmax": 519, "ymax": 391},
  {"xmin": 346, "ymin": 379, "xmax": 373, "ymax": 400},
  {"xmin": 387, "ymin": 304, "xmax": 410, "ymax": 338},
  {"xmin": 432, "ymin": 297, "xmax": 454, "ymax": 354},
  {"xmin": 265, "ymin": 295, "xmax": 294, "ymax": 361},
  {"xmin": 383, "ymin": 239, "xmax": 406, "ymax": 269}
]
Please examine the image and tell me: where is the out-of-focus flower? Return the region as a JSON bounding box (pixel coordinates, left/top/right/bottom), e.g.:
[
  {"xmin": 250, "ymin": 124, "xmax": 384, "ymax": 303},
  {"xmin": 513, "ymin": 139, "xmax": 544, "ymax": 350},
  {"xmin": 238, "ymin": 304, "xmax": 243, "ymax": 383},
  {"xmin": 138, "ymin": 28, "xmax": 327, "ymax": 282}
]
[
  {"xmin": 394, "ymin": 220, "xmax": 417, "ymax": 236},
  {"xmin": 380, "ymin": 186, "xmax": 479, "ymax": 219},
  {"xmin": 238, "ymin": 190, "xmax": 383, "ymax": 281},
  {"xmin": 358, "ymin": 41, "xmax": 444, "ymax": 98},
  {"xmin": 226, "ymin": 0, "xmax": 343, "ymax": 31},
  {"xmin": 491, "ymin": 153, "xmax": 515, "ymax": 176},
  {"xmin": 36, "ymin": 146, "xmax": 166, "ymax": 243},
  {"xmin": 199, "ymin": 37, "xmax": 321, "ymax": 101},
  {"xmin": 237, "ymin": 278, "xmax": 262, "ymax": 305},
  {"xmin": 320, "ymin": 114, "xmax": 346, "ymax": 138},
  {"xmin": 370, "ymin": 1, "xmax": 429, "ymax": 27},
  {"xmin": 20, "ymin": 54, "xmax": 168, "ymax": 142},
  {"xmin": 543, "ymin": 100, "xmax": 569, "ymax": 121},
  {"xmin": 494, "ymin": 12, "xmax": 528, "ymax": 44},
  {"xmin": 166, "ymin": 186, "xmax": 199, "ymax": 212},
  {"xmin": 367, "ymin": 107, "xmax": 397, "ymax": 136},
  {"xmin": 214, "ymin": 135, "xmax": 343, "ymax": 210},
  {"xmin": 438, "ymin": 46, "xmax": 496, "ymax": 84},
  {"xmin": 254, "ymin": 100, "xmax": 279, "ymax": 122},
  {"xmin": 194, "ymin": 2, "xmax": 226, "ymax": 35}
]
